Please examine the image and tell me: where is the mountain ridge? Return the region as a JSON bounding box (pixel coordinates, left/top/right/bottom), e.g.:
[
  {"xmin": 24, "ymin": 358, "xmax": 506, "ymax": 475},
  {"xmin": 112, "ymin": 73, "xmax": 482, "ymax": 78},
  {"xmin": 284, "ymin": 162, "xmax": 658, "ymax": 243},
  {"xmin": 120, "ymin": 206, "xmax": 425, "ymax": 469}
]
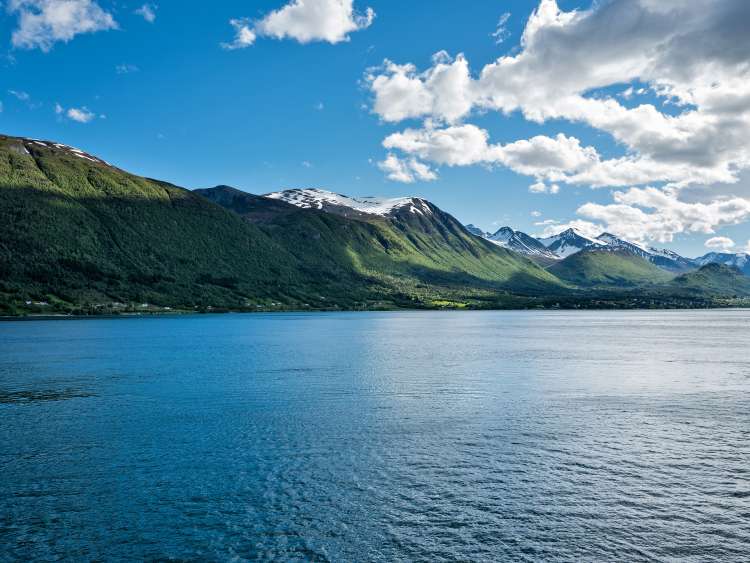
[{"xmin": 2, "ymin": 134, "xmax": 749, "ymax": 314}]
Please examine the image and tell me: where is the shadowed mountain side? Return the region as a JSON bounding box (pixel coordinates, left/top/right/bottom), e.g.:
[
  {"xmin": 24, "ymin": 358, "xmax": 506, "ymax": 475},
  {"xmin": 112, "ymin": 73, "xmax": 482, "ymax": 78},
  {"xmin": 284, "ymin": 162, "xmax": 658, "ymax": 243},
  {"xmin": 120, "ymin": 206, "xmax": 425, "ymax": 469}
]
[
  {"xmin": 197, "ymin": 186, "xmax": 566, "ymax": 297},
  {"xmin": 0, "ymin": 137, "xmax": 383, "ymax": 311}
]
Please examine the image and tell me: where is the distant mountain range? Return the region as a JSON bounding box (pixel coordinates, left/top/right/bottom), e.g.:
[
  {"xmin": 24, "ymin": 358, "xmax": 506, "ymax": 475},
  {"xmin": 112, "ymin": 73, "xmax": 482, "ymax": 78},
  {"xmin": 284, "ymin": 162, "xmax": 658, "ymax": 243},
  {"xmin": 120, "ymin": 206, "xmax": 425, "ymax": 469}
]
[
  {"xmin": 1, "ymin": 133, "xmax": 749, "ymax": 315},
  {"xmin": 469, "ymin": 225, "xmax": 747, "ymax": 275}
]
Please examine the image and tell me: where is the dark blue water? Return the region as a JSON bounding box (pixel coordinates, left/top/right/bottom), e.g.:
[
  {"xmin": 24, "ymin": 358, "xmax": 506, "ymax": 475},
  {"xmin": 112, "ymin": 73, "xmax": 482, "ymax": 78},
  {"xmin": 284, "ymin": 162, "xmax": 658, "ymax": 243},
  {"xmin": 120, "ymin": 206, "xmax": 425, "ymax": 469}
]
[{"xmin": 1, "ymin": 311, "xmax": 749, "ymax": 561}]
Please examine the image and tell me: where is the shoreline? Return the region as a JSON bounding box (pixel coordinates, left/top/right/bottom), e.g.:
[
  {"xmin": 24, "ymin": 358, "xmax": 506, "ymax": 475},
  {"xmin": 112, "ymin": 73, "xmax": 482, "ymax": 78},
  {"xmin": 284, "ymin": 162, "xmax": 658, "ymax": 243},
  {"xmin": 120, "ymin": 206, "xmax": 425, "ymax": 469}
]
[{"xmin": 3, "ymin": 303, "xmax": 750, "ymax": 321}]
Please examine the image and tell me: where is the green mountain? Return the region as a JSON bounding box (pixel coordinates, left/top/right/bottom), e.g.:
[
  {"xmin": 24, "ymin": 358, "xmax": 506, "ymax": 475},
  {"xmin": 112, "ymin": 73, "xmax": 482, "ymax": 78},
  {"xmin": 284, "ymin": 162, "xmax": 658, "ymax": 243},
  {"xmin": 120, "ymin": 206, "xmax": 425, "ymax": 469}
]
[
  {"xmin": 548, "ymin": 248, "xmax": 675, "ymax": 287},
  {"xmin": 667, "ymin": 263, "xmax": 750, "ymax": 297},
  {"xmin": 0, "ymin": 135, "xmax": 562, "ymax": 314},
  {"xmin": 196, "ymin": 186, "xmax": 566, "ymax": 306},
  {"xmin": 0, "ymin": 135, "xmax": 336, "ymax": 313},
  {"xmin": 2, "ymin": 133, "xmax": 748, "ymax": 315}
]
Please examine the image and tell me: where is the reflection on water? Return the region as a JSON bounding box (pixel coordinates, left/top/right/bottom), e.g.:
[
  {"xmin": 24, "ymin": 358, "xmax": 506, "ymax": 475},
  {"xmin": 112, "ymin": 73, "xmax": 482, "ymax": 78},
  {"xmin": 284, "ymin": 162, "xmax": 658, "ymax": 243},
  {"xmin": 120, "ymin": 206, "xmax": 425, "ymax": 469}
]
[{"xmin": 1, "ymin": 311, "xmax": 749, "ymax": 561}]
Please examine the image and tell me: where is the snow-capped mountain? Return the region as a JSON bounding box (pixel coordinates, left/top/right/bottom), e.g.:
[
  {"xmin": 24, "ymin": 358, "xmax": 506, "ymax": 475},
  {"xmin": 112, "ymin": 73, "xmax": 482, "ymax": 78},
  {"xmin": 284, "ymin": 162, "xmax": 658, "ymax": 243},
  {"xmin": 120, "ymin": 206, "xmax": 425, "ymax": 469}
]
[
  {"xmin": 465, "ymin": 223, "xmax": 698, "ymax": 271},
  {"xmin": 539, "ymin": 228, "xmax": 607, "ymax": 258},
  {"xmin": 265, "ymin": 188, "xmax": 433, "ymax": 219},
  {"xmin": 597, "ymin": 233, "xmax": 695, "ymax": 272},
  {"xmin": 694, "ymin": 252, "xmax": 750, "ymax": 275},
  {"xmin": 486, "ymin": 227, "xmax": 558, "ymax": 260}
]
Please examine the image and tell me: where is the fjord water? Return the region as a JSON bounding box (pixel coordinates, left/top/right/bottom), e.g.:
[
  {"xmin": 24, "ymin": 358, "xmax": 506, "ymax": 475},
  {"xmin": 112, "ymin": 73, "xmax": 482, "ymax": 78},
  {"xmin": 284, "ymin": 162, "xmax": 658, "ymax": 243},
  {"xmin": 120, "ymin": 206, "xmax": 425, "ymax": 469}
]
[{"xmin": 1, "ymin": 311, "xmax": 748, "ymax": 561}]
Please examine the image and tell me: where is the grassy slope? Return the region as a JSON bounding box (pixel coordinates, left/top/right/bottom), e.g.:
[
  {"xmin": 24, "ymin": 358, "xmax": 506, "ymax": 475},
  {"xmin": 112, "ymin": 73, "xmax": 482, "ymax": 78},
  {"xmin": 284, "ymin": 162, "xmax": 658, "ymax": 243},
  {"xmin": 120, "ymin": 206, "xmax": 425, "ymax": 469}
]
[
  {"xmin": 548, "ymin": 248, "xmax": 675, "ymax": 287},
  {"xmin": 0, "ymin": 137, "xmax": 563, "ymax": 314},
  {"xmin": 666, "ymin": 264, "xmax": 750, "ymax": 297},
  {"xmin": 196, "ymin": 187, "xmax": 566, "ymax": 307},
  {"xmin": 0, "ymin": 136, "xmax": 365, "ymax": 312}
]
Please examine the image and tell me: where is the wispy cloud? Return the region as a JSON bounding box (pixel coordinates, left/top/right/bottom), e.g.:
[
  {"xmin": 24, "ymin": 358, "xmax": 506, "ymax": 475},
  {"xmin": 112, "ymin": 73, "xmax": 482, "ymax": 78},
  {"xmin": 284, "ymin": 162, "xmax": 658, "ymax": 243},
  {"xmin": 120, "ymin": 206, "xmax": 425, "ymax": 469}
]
[
  {"xmin": 134, "ymin": 4, "xmax": 157, "ymax": 23},
  {"xmin": 116, "ymin": 64, "xmax": 139, "ymax": 74},
  {"xmin": 491, "ymin": 12, "xmax": 511, "ymax": 44}
]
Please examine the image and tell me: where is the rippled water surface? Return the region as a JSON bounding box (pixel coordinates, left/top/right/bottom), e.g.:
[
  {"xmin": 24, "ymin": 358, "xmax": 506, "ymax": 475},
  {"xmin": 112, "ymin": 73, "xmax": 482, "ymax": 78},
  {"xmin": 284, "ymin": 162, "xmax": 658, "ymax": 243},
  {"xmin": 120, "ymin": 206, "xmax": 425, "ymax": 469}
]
[{"xmin": 1, "ymin": 310, "xmax": 749, "ymax": 561}]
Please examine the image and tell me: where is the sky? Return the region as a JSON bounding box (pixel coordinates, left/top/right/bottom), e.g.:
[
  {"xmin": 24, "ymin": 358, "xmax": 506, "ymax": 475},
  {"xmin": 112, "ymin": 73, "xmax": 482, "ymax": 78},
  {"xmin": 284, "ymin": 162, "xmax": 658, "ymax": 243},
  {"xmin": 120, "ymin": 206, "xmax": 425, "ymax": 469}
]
[{"xmin": 1, "ymin": 0, "xmax": 749, "ymax": 258}]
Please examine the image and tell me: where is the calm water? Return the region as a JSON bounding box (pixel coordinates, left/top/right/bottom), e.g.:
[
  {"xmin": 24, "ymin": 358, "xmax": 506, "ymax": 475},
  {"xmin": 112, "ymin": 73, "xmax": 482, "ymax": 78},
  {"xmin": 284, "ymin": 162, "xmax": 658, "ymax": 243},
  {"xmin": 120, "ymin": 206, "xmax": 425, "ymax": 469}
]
[{"xmin": 1, "ymin": 310, "xmax": 749, "ymax": 561}]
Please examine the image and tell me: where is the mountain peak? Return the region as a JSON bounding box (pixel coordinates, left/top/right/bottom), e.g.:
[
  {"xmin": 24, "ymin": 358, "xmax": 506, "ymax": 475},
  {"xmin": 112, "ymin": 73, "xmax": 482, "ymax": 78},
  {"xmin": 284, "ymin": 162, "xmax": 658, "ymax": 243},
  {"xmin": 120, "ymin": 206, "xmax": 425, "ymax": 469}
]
[{"xmin": 264, "ymin": 188, "xmax": 431, "ymax": 218}]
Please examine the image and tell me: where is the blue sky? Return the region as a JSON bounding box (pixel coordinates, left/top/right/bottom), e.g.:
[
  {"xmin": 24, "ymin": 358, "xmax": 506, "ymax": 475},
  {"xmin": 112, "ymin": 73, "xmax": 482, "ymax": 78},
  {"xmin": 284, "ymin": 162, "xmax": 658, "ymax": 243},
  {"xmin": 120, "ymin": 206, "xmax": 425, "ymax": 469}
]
[{"xmin": 1, "ymin": 0, "xmax": 749, "ymax": 258}]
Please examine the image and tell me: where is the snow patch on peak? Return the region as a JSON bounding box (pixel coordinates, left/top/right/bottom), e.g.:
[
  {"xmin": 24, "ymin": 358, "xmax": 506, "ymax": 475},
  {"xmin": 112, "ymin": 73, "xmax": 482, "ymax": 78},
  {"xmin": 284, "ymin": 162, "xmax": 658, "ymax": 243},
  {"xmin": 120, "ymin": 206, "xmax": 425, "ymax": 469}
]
[{"xmin": 265, "ymin": 188, "xmax": 430, "ymax": 217}]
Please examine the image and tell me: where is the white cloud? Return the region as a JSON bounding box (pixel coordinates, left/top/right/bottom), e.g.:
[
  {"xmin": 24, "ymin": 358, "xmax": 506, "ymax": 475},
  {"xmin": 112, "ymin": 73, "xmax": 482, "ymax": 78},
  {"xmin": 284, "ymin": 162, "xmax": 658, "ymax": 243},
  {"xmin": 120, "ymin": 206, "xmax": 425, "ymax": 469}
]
[
  {"xmin": 366, "ymin": 0, "xmax": 750, "ymax": 187},
  {"xmin": 55, "ymin": 103, "xmax": 98, "ymax": 123},
  {"xmin": 9, "ymin": 0, "xmax": 117, "ymax": 52},
  {"xmin": 115, "ymin": 63, "xmax": 139, "ymax": 74},
  {"xmin": 224, "ymin": 0, "xmax": 373, "ymax": 48},
  {"xmin": 8, "ymin": 89, "xmax": 30, "ymax": 101},
  {"xmin": 705, "ymin": 236, "xmax": 735, "ymax": 251},
  {"xmin": 378, "ymin": 153, "xmax": 436, "ymax": 184},
  {"xmin": 134, "ymin": 4, "xmax": 156, "ymax": 23},
  {"xmin": 366, "ymin": 0, "xmax": 750, "ymax": 242},
  {"xmin": 66, "ymin": 107, "xmax": 95, "ymax": 123},
  {"xmin": 383, "ymin": 124, "xmax": 598, "ymax": 184},
  {"xmin": 530, "ymin": 210, "xmax": 542, "ymax": 217},
  {"xmin": 367, "ymin": 53, "xmax": 472, "ymax": 124},
  {"xmin": 491, "ymin": 12, "xmax": 511, "ymax": 45},
  {"xmin": 577, "ymin": 187, "xmax": 750, "ymax": 243},
  {"xmin": 302, "ymin": 160, "xmax": 312, "ymax": 168},
  {"xmin": 221, "ymin": 18, "xmax": 256, "ymax": 50},
  {"xmin": 529, "ymin": 182, "xmax": 559, "ymax": 194}
]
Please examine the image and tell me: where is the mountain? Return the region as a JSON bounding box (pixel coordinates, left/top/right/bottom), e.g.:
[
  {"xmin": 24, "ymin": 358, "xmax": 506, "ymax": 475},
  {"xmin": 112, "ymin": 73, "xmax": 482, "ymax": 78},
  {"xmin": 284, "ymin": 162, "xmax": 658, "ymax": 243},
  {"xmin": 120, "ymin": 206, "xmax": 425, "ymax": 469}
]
[
  {"xmin": 198, "ymin": 187, "xmax": 566, "ymax": 305},
  {"xmin": 548, "ymin": 247, "xmax": 675, "ymax": 287},
  {"xmin": 596, "ymin": 233, "xmax": 695, "ymax": 272},
  {"xmin": 539, "ymin": 228, "xmax": 608, "ymax": 258},
  {"xmin": 265, "ymin": 188, "xmax": 432, "ymax": 220},
  {"xmin": 468, "ymin": 224, "xmax": 696, "ymax": 272},
  {"xmin": 3, "ymin": 133, "xmax": 748, "ymax": 314},
  {"xmin": 694, "ymin": 252, "xmax": 750, "ymax": 276},
  {"xmin": 486, "ymin": 227, "xmax": 558, "ymax": 261},
  {"xmin": 668, "ymin": 263, "xmax": 750, "ymax": 297},
  {"xmin": 0, "ymin": 135, "xmax": 567, "ymax": 314},
  {"xmin": 0, "ymin": 136, "xmax": 360, "ymax": 313}
]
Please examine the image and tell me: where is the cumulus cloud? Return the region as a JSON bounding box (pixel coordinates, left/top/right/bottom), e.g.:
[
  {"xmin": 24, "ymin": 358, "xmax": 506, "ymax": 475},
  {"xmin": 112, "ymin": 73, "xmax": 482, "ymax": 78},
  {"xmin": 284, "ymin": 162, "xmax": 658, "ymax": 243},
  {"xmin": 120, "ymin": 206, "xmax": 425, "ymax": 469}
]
[
  {"xmin": 378, "ymin": 153, "xmax": 436, "ymax": 184},
  {"xmin": 366, "ymin": 0, "xmax": 750, "ymax": 242},
  {"xmin": 8, "ymin": 0, "xmax": 117, "ymax": 52},
  {"xmin": 705, "ymin": 236, "xmax": 735, "ymax": 251},
  {"xmin": 382, "ymin": 124, "xmax": 599, "ymax": 184},
  {"xmin": 134, "ymin": 4, "xmax": 157, "ymax": 23},
  {"xmin": 366, "ymin": 53, "xmax": 472, "ymax": 124},
  {"xmin": 223, "ymin": 0, "xmax": 373, "ymax": 48},
  {"xmin": 577, "ymin": 187, "xmax": 750, "ymax": 243},
  {"xmin": 367, "ymin": 0, "xmax": 750, "ymax": 189}
]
